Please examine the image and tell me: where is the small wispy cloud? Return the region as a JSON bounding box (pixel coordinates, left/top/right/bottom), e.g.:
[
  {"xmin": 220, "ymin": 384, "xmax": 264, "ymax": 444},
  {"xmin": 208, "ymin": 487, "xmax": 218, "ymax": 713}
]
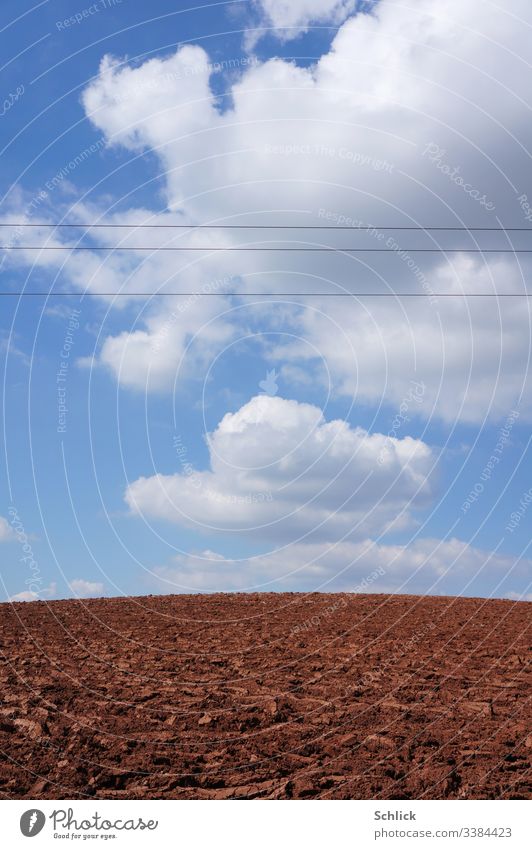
[
  {"xmin": 505, "ymin": 591, "xmax": 532, "ymax": 602},
  {"xmin": 10, "ymin": 582, "xmax": 57, "ymax": 602},
  {"xmin": 0, "ymin": 516, "xmax": 16, "ymax": 543},
  {"xmin": 69, "ymin": 578, "xmax": 105, "ymax": 598},
  {"xmin": 0, "ymin": 333, "xmax": 30, "ymax": 366}
]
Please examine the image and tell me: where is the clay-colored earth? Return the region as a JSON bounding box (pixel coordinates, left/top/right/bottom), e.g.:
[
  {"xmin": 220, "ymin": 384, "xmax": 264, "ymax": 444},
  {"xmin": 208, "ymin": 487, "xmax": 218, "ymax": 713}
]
[{"xmin": 0, "ymin": 593, "xmax": 530, "ymax": 799}]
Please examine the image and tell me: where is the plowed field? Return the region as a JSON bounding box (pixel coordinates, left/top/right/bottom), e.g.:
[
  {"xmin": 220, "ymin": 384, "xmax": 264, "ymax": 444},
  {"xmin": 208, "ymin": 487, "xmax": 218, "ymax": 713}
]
[{"xmin": 0, "ymin": 593, "xmax": 530, "ymax": 799}]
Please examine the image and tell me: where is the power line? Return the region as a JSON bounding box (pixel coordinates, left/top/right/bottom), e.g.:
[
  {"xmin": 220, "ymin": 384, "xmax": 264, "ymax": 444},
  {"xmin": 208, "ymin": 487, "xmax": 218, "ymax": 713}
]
[
  {"xmin": 1, "ymin": 223, "xmax": 532, "ymax": 231},
  {"xmin": 4, "ymin": 246, "xmax": 532, "ymax": 253},
  {"xmin": 1, "ymin": 292, "xmax": 531, "ymax": 298}
]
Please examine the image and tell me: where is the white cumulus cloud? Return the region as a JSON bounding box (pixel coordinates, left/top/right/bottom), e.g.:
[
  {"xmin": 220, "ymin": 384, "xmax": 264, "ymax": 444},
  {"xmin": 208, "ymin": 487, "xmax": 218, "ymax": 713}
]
[{"xmin": 125, "ymin": 394, "xmax": 434, "ymax": 540}]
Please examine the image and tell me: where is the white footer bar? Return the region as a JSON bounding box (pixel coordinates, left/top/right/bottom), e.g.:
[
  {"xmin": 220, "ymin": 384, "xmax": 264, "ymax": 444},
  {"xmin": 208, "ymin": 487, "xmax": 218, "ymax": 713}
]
[{"xmin": 3, "ymin": 798, "xmax": 530, "ymax": 848}]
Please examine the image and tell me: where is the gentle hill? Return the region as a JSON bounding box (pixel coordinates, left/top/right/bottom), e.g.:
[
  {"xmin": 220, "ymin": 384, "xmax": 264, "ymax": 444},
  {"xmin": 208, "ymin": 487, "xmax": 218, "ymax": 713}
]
[{"xmin": 0, "ymin": 593, "xmax": 530, "ymax": 799}]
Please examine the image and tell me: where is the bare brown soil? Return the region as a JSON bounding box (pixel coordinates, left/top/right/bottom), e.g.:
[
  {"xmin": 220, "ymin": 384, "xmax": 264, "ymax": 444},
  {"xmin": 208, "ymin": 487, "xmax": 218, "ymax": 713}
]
[{"xmin": 0, "ymin": 593, "xmax": 530, "ymax": 799}]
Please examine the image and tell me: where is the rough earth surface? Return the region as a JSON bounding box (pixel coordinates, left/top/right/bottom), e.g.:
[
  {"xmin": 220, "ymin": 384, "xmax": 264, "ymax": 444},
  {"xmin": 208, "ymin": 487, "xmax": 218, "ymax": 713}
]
[{"xmin": 0, "ymin": 593, "xmax": 530, "ymax": 799}]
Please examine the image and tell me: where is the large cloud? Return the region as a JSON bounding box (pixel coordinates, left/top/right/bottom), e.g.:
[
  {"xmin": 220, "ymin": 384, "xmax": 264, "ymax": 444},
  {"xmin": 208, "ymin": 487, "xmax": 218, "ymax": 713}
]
[
  {"xmin": 78, "ymin": 0, "xmax": 532, "ymax": 421},
  {"xmin": 125, "ymin": 394, "xmax": 434, "ymax": 540},
  {"xmin": 5, "ymin": 0, "xmax": 532, "ymax": 421},
  {"xmin": 81, "ymin": 0, "xmax": 532, "ymax": 217}
]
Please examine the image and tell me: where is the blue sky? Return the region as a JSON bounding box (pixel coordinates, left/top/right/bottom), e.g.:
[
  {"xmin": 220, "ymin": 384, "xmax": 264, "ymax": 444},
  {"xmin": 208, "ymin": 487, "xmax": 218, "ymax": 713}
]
[{"xmin": 1, "ymin": 0, "xmax": 532, "ymax": 601}]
